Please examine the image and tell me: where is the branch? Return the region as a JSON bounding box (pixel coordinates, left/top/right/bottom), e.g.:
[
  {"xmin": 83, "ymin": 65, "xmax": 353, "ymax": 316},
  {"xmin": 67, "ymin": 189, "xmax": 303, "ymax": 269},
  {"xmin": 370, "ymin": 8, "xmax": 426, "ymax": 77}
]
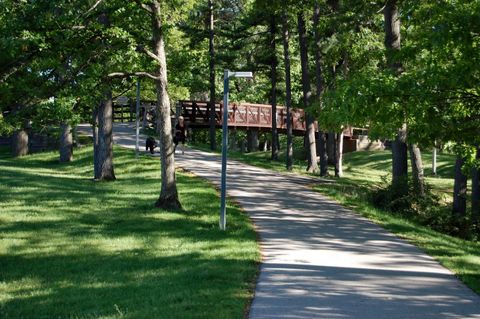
[
  {"xmin": 134, "ymin": 0, "xmax": 154, "ymax": 13},
  {"xmin": 137, "ymin": 45, "xmax": 161, "ymax": 64},
  {"xmin": 377, "ymin": 1, "xmax": 387, "ymax": 14},
  {"xmin": 84, "ymin": 0, "xmax": 106, "ymax": 17},
  {"xmin": 108, "ymin": 72, "xmax": 160, "ymax": 80},
  {"xmin": 0, "ymin": 49, "xmax": 40, "ymax": 83},
  {"xmin": 112, "ymin": 82, "xmax": 136, "ymax": 100}
]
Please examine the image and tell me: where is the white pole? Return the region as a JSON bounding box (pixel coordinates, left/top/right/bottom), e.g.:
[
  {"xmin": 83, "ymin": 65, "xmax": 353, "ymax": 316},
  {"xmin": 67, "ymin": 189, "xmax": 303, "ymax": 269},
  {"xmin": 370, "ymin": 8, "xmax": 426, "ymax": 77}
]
[
  {"xmin": 432, "ymin": 141, "xmax": 437, "ymax": 176},
  {"xmin": 220, "ymin": 70, "xmax": 230, "ymax": 231}
]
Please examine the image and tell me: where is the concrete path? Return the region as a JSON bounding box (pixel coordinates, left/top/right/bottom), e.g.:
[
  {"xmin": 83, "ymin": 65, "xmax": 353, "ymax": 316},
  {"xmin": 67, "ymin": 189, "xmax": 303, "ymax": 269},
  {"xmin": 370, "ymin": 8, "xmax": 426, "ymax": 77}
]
[{"xmin": 79, "ymin": 123, "xmax": 480, "ymax": 319}]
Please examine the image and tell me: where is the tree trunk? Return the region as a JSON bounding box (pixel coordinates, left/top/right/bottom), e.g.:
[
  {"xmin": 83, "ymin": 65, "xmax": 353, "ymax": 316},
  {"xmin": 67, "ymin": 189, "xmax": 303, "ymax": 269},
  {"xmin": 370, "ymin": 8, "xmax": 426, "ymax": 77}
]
[
  {"xmin": 270, "ymin": 14, "xmax": 279, "ymax": 161},
  {"xmin": 453, "ymin": 156, "xmax": 468, "ymax": 236},
  {"xmin": 297, "ymin": 12, "xmax": 318, "ymax": 173},
  {"xmin": 409, "ymin": 143, "xmax": 425, "ymax": 196},
  {"xmin": 472, "ymin": 147, "xmax": 480, "ymax": 227},
  {"xmin": 335, "ymin": 132, "xmax": 343, "ymax": 177},
  {"xmin": 208, "ymin": 0, "xmax": 216, "ymax": 151},
  {"xmin": 327, "ymin": 131, "xmax": 335, "ymax": 164},
  {"xmin": 282, "ymin": 7, "xmax": 293, "ymax": 171},
  {"xmin": 391, "ymin": 126, "xmax": 408, "ymax": 194},
  {"xmin": 11, "ymin": 129, "xmax": 28, "ymax": 157},
  {"xmin": 59, "ymin": 123, "xmax": 73, "ymax": 162},
  {"xmin": 247, "ymin": 129, "xmax": 259, "ymax": 152},
  {"xmin": 384, "ymin": 0, "xmax": 408, "ymax": 194},
  {"xmin": 313, "ymin": 0, "xmax": 328, "ymax": 176},
  {"xmin": 384, "ymin": 0, "xmax": 402, "ymax": 72},
  {"xmin": 93, "ymin": 105, "xmax": 99, "ymax": 174},
  {"xmin": 94, "ymin": 90, "xmax": 116, "ymax": 181},
  {"xmin": 151, "ymin": 0, "xmax": 181, "ymax": 210}
]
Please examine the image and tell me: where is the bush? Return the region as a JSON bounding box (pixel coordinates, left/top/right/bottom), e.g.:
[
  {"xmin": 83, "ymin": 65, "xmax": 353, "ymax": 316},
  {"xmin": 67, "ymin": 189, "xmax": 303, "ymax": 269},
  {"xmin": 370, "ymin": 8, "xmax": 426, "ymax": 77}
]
[{"xmin": 369, "ymin": 176, "xmax": 455, "ymax": 234}]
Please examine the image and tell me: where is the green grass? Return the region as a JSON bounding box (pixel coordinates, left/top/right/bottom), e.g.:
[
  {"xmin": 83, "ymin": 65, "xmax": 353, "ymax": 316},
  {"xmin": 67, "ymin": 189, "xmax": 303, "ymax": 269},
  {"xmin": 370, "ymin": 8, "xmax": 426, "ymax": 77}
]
[
  {"xmin": 195, "ymin": 145, "xmax": 480, "ymax": 295},
  {"xmin": 207, "ymin": 146, "xmax": 457, "ymax": 200},
  {"xmin": 0, "ymin": 146, "xmax": 260, "ymax": 318}
]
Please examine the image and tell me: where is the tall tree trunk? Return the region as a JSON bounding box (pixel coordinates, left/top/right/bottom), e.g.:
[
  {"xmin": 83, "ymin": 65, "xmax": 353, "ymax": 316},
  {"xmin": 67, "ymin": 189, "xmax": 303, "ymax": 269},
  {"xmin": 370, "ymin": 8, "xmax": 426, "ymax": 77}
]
[
  {"xmin": 208, "ymin": 0, "xmax": 216, "ymax": 151},
  {"xmin": 270, "ymin": 14, "xmax": 279, "ymax": 161},
  {"xmin": 11, "ymin": 129, "xmax": 28, "ymax": 157},
  {"xmin": 94, "ymin": 90, "xmax": 116, "ymax": 181},
  {"xmin": 472, "ymin": 147, "xmax": 480, "ymax": 228},
  {"xmin": 313, "ymin": 0, "xmax": 328, "ymax": 176},
  {"xmin": 327, "ymin": 132, "xmax": 335, "ymax": 164},
  {"xmin": 151, "ymin": 0, "xmax": 181, "ymax": 209},
  {"xmin": 93, "ymin": 11, "xmax": 115, "ymax": 181},
  {"xmin": 59, "ymin": 122, "xmax": 73, "ymax": 162},
  {"xmin": 392, "ymin": 125, "xmax": 408, "ymax": 194},
  {"xmin": 335, "ymin": 132, "xmax": 343, "ymax": 177},
  {"xmin": 282, "ymin": 7, "xmax": 293, "ymax": 171},
  {"xmin": 384, "ymin": 0, "xmax": 402, "ymax": 73},
  {"xmin": 93, "ymin": 105, "xmax": 99, "ymax": 174},
  {"xmin": 453, "ymin": 156, "xmax": 468, "ymax": 236},
  {"xmin": 297, "ymin": 12, "xmax": 319, "ymax": 173},
  {"xmin": 409, "ymin": 143, "xmax": 425, "ymax": 196},
  {"xmin": 384, "ymin": 1, "xmax": 408, "ymax": 193}
]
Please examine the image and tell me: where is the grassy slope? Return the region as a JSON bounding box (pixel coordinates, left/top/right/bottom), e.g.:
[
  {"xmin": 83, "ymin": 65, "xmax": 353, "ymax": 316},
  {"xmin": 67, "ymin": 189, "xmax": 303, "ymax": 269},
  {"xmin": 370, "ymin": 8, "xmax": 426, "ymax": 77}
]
[
  {"xmin": 215, "ymin": 148, "xmax": 457, "ymax": 200},
  {"xmin": 0, "ymin": 146, "xmax": 259, "ymax": 319},
  {"xmin": 197, "ymin": 146, "xmax": 480, "ymax": 295}
]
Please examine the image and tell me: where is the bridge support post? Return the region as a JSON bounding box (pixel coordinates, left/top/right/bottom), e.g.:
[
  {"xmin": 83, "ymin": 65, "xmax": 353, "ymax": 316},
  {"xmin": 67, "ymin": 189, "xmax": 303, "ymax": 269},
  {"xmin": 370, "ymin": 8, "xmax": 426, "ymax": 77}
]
[
  {"xmin": 247, "ymin": 128, "xmax": 259, "ymax": 152},
  {"xmin": 327, "ymin": 131, "xmax": 335, "ymax": 165}
]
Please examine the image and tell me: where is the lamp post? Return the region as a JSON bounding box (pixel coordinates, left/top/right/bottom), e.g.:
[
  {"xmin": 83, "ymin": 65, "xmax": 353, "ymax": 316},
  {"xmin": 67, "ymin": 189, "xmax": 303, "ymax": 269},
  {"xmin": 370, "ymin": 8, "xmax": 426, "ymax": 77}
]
[{"xmin": 220, "ymin": 70, "xmax": 253, "ymax": 230}]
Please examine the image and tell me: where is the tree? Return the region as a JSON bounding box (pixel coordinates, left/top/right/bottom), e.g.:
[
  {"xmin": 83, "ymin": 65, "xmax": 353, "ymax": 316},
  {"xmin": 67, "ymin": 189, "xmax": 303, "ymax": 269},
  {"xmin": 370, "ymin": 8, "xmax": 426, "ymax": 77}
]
[
  {"xmin": 208, "ymin": 0, "xmax": 217, "ymax": 151},
  {"xmin": 11, "ymin": 129, "xmax": 29, "ymax": 157},
  {"xmin": 93, "ymin": 89, "xmax": 116, "ymax": 181},
  {"xmin": 313, "ymin": 0, "xmax": 328, "ymax": 176},
  {"xmin": 144, "ymin": 0, "xmax": 182, "ymax": 209},
  {"xmin": 269, "ymin": 14, "xmax": 279, "ymax": 161},
  {"xmin": 384, "ymin": 0, "xmax": 408, "ymax": 194},
  {"xmin": 297, "ymin": 11, "xmax": 319, "ymax": 173},
  {"xmin": 473, "ymin": 147, "xmax": 480, "ymax": 229},
  {"xmin": 409, "ymin": 144, "xmax": 425, "ymax": 196},
  {"xmin": 281, "ymin": 1, "xmax": 293, "ymax": 170},
  {"xmin": 453, "ymin": 156, "xmax": 468, "ymax": 230}
]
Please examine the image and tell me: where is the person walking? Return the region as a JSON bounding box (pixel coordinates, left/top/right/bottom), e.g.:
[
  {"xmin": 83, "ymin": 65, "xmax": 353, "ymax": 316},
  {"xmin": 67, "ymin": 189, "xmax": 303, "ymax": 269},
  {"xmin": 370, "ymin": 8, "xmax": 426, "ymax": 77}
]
[{"xmin": 174, "ymin": 116, "xmax": 187, "ymax": 154}]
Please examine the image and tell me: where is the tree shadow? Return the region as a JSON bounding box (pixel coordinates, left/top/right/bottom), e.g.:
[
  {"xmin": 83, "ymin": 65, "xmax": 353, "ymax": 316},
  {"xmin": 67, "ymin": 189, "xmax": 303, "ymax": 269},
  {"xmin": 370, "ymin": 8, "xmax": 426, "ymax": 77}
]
[{"xmin": 0, "ymin": 146, "xmax": 258, "ymax": 318}]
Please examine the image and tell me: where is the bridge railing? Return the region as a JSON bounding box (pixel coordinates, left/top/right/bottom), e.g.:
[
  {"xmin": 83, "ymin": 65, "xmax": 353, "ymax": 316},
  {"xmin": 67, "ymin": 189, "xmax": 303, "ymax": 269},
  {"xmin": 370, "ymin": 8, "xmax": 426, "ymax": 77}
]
[
  {"xmin": 178, "ymin": 100, "xmax": 307, "ymax": 131},
  {"xmin": 177, "ymin": 100, "xmax": 355, "ymax": 137}
]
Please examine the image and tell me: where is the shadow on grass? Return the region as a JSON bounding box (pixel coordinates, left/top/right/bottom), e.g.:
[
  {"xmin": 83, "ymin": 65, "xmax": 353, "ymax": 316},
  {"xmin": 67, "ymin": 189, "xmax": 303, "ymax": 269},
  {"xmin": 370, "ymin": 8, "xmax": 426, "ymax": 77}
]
[
  {"xmin": 1, "ymin": 252, "xmax": 252, "ymax": 318},
  {"xmin": 0, "ymin": 146, "xmax": 258, "ymax": 318}
]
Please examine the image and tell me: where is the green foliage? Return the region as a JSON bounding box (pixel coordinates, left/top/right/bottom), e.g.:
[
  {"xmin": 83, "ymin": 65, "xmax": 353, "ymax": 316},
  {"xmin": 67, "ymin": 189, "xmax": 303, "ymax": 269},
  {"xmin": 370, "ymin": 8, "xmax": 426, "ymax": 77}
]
[
  {"xmin": 369, "ymin": 177, "xmax": 457, "ymax": 234},
  {"xmin": 316, "ymin": 0, "xmax": 480, "ymax": 150}
]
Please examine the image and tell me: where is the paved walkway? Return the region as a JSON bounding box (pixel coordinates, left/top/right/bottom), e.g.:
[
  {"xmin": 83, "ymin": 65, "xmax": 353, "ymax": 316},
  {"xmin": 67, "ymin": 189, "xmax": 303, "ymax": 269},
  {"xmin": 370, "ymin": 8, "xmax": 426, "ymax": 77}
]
[{"xmin": 79, "ymin": 123, "xmax": 480, "ymax": 319}]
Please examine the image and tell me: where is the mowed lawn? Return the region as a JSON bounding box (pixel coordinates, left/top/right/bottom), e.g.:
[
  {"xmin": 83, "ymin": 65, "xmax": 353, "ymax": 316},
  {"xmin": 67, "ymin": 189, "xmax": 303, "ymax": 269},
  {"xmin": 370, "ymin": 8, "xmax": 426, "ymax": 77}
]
[{"xmin": 0, "ymin": 146, "xmax": 260, "ymax": 319}]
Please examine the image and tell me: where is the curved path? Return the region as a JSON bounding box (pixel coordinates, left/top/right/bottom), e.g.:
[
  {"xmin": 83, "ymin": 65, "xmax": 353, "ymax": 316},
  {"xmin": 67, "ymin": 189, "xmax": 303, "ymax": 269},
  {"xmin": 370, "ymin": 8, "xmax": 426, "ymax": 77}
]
[{"xmin": 80, "ymin": 123, "xmax": 480, "ymax": 318}]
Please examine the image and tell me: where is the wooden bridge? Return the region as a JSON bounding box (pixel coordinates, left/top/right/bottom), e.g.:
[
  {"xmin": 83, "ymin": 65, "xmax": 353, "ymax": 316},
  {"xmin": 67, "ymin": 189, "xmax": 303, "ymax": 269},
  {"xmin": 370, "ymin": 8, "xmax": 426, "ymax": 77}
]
[
  {"xmin": 112, "ymin": 99, "xmax": 355, "ymax": 138},
  {"xmin": 177, "ymin": 100, "xmax": 354, "ymax": 137}
]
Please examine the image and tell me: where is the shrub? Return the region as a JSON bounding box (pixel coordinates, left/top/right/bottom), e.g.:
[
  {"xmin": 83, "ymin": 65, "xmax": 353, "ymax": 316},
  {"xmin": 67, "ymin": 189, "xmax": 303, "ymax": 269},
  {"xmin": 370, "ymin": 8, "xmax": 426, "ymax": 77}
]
[{"xmin": 369, "ymin": 176, "xmax": 457, "ymax": 235}]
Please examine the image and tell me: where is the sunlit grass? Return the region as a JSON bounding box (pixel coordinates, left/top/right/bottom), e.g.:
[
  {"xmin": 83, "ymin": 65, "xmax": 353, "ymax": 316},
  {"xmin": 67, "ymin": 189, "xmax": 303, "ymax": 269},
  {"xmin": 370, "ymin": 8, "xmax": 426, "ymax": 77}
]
[{"xmin": 0, "ymin": 146, "xmax": 260, "ymax": 318}]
